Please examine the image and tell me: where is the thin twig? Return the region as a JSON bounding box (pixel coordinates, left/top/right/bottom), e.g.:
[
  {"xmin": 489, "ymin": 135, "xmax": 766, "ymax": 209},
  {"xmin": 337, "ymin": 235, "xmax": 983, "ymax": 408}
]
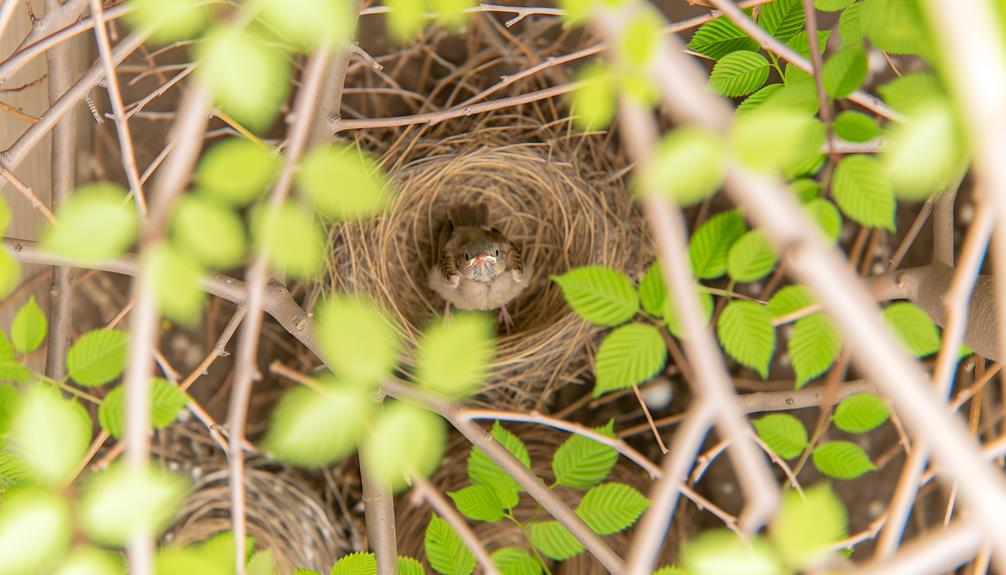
[
  {"xmin": 799, "ymin": 0, "xmax": 836, "ymax": 159},
  {"xmin": 409, "ymin": 473, "xmax": 500, "ymax": 575},
  {"xmin": 0, "ymin": 164, "xmax": 57, "ymax": 223}
]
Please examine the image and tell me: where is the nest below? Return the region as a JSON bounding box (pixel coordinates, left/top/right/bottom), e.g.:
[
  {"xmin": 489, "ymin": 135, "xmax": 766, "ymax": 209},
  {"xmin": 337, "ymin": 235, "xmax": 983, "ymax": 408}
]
[{"xmin": 329, "ymin": 120, "xmax": 650, "ymax": 407}]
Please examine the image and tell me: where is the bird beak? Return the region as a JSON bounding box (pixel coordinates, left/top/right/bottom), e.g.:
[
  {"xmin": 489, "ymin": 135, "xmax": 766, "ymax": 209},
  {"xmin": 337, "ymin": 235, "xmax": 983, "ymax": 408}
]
[{"xmin": 471, "ymin": 250, "xmax": 496, "ymax": 266}]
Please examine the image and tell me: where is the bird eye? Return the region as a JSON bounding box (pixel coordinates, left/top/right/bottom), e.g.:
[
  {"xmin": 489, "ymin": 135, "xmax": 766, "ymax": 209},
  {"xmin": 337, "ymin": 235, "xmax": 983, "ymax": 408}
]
[
  {"xmin": 464, "ymin": 252, "xmax": 471, "ymax": 260},
  {"xmin": 494, "ymin": 249, "xmax": 500, "ymax": 258}
]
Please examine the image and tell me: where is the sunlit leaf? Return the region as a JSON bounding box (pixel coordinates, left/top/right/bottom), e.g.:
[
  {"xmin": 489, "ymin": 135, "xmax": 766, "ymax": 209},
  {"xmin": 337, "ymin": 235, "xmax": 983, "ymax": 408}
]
[
  {"xmin": 731, "ymin": 109, "xmax": 824, "ymax": 174},
  {"xmin": 639, "ymin": 127, "xmax": 725, "ymax": 206},
  {"xmin": 736, "ymin": 83, "xmax": 783, "ymax": 115},
  {"xmin": 813, "ymin": 440, "xmax": 876, "ymax": 479},
  {"xmin": 687, "ymin": 16, "xmax": 758, "ymax": 60},
  {"xmin": 143, "ymin": 242, "xmax": 205, "ymax": 325},
  {"xmin": 0, "ymin": 488, "xmax": 72, "ymax": 574},
  {"xmin": 620, "ymin": 13, "xmax": 661, "ymax": 65},
  {"xmin": 571, "ymin": 62, "xmax": 617, "ymax": 131},
  {"xmin": 638, "ymin": 260, "xmax": 666, "ymax": 317},
  {"xmin": 552, "ymin": 265, "xmax": 639, "ymax": 326},
  {"xmin": 689, "ymin": 210, "xmax": 748, "ymax": 279},
  {"xmin": 877, "ymin": 72, "xmax": 942, "ymax": 112},
  {"xmin": 252, "ymin": 201, "xmax": 324, "ymax": 278},
  {"xmin": 860, "ymin": 0, "xmax": 928, "ymax": 55},
  {"xmin": 448, "ymin": 484, "xmax": 504, "ymax": 522},
  {"xmin": 171, "ymin": 195, "xmax": 246, "ymax": 269},
  {"xmin": 884, "ymin": 102, "xmax": 967, "ymax": 199},
  {"xmin": 552, "ymin": 420, "xmax": 618, "ymax": 489},
  {"xmin": 823, "ymin": 44, "xmax": 867, "ymax": 98},
  {"xmin": 727, "ymin": 230, "xmax": 777, "ymax": 283},
  {"xmin": 425, "ymin": 514, "xmax": 475, "ymax": 575},
  {"xmin": 330, "ymin": 552, "xmax": 375, "ymax": 575},
  {"xmin": 816, "ymin": 0, "xmax": 855, "ymax": 10},
  {"xmin": 53, "ymin": 545, "xmax": 125, "ymax": 575},
  {"xmin": 398, "ymin": 556, "xmax": 426, "ymax": 575},
  {"xmin": 783, "ymin": 31, "xmax": 831, "ymax": 85},
  {"xmin": 41, "ymin": 184, "xmax": 137, "ymax": 261},
  {"xmin": 717, "ymin": 301, "xmax": 775, "ymax": 378},
  {"xmin": 154, "ymin": 547, "xmax": 228, "ymax": 575},
  {"xmin": 97, "ymin": 378, "xmax": 188, "ymax": 439},
  {"xmin": 362, "ymin": 402, "xmax": 445, "ymax": 492},
  {"xmin": 386, "ymin": 0, "xmax": 426, "ymax": 40},
  {"xmin": 838, "ymin": 2, "xmax": 864, "ymax": 45},
  {"xmin": 771, "ymin": 483, "xmax": 847, "ymax": 568},
  {"xmin": 789, "ymin": 312, "xmax": 841, "ymax": 387},
  {"xmin": 416, "ymin": 312, "xmax": 494, "ymax": 397},
  {"xmin": 709, "ymin": 50, "xmax": 770, "ymax": 97},
  {"xmin": 593, "ymin": 323, "xmax": 667, "ymax": 396},
  {"xmin": 663, "ymin": 287, "xmax": 713, "ymax": 339},
  {"xmin": 760, "ymin": 0, "xmax": 805, "ymax": 43},
  {"xmin": 530, "ymin": 521, "xmax": 584, "ymax": 561},
  {"xmin": 67, "ymin": 329, "xmax": 129, "ymax": 387},
  {"xmin": 11, "ymin": 295, "xmax": 46, "ymax": 353},
  {"xmin": 264, "ymin": 383, "xmax": 371, "ymax": 467},
  {"xmin": 833, "ymin": 111, "xmax": 881, "ymax": 142},
  {"xmin": 753, "ymin": 413, "xmax": 807, "ymax": 459},
  {"xmin": 883, "ymin": 301, "xmax": 940, "ymax": 357},
  {"xmin": 467, "ymin": 421, "xmax": 530, "ymax": 509},
  {"xmin": 791, "ymin": 178, "xmax": 820, "ymax": 203},
  {"xmin": 575, "ymin": 482, "xmax": 649, "ymax": 535},
  {"xmin": 315, "ymin": 295, "xmax": 399, "ymax": 387},
  {"xmin": 259, "ymin": 0, "xmax": 354, "ymax": 51},
  {"xmin": 0, "ymin": 248, "xmax": 19, "ymax": 300},
  {"xmin": 805, "ymin": 198, "xmax": 842, "ymax": 242},
  {"xmin": 298, "ymin": 144, "xmax": 390, "ymax": 220},
  {"xmin": 9, "ymin": 386, "xmax": 90, "ymax": 487},
  {"xmin": 197, "ymin": 139, "xmax": 279, "ymax": 206},
  {"xmin": 80, "ymin": 463, "xmax": 189, "ymax": 546},
  {"xmin": 832, "ymin": 155, "xmax": 895, "ymax": 231},
  {"xmin": 681, "ymin": 530, "xmax": 782, "ymax": 575},
  {"xmin": 125, "ymin": 0, "xmax": 210, "ymax": 44},
  {"xmin": 833, "ymin": 392, "xmax": 890, "ymax": 433},
  {"xmin": 491, "ymin": 547, "xmax": 541, "ymax": 575}
]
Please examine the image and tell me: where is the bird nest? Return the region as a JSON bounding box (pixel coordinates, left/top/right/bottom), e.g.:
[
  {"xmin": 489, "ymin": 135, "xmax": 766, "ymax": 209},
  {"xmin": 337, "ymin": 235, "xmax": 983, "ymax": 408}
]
[
  {"xmin": 327, "ymin": 116, "xmax": 650, "ymax": 408},
  {"xmin": 394, "ymin": 425, "xmax": 674, "ymax": 573}
]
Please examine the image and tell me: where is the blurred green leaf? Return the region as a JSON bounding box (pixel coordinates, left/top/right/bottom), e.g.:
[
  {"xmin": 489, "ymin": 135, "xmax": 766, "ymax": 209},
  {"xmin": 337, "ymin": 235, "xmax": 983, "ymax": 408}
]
[
  {"xmin": 883, "ymin": 301, "xmax": 940, "ymax": 357},
  {"xmin": 816, "ymin": 0, "xmax": 855, "ymax": 10},
  {"xmin": 425, "ymin": 514, "xmax": 475, "ymax": 575},
  {"xmin": 417, "ymin": 313, "xmax": 494, "ymax": 397},
  {"xmin": 639, "ymin": 127, "xmax": 725, "ymax": 206},
  {"xmin": 154, "ymin": 547, "xmax": 228, "ymax": 575},
  {"xmin": 0, "ymin": 488, "xmax": 72, "ymax": 574},
  {"xmin": 263, "ymin": 383, "xmax": 371, "ymax": 467},
  {"xmin": 638, "ymin": 260, "xmax": 666, "ymax": 317},
  {"xmin": 97, "ymin": 378, "xmax": 188, "ymax": 439},
  {"xmin": 143, "ymin": 242, "xmax": 205, "ymax": 325},
  {"xmin": 575, "ymin": 482, "xmax": 649, "ymax": 535},
  {"xmin": 197, "ymin": 139, "xmax": 280, "ymax": 206},
  {"xmin": 252, "ymin": 201, "xmax": 324, "ymax": 278},
  {"xmin": 687, "ymin": 16, "xmax": 758, "ymax": 60},
  {"xmin": 791, "ymin": 178, "xmax": 820, "ymax": 203},
  {"xmin": 771, "ymin": 484, "xmax": 847, "ymax": 568},
  {"xmin": 833, "ymin": 111, "xmax": 881, "ymax": 142},
  {"xmin": 362, "ymin": 402, "xmax": 445, "ymax": 492},
  {"xmin": 813, "ymin": 440, "xmax": 876, "ymax": 479},
  {"xmin": 790, "ymin": 312, "xmax": 841, "ymax": 387},
  {"xmin": 860, "ymin": 0, "xmax": 928, "ymax": 55},
  {"xmin": 11, "ymin": 295, "xmax": 46, "ymax": 353},
  {"xmin": 823, "ymin": 44, "xmax": 867, "ymax": 98},
  {"xmin": 571, "ymin": 62, "xmax": 617, "ymax": 131},
  {"xmin": 717, "ymin": 300, "xmax": 775, "ymax": 378},
  {"xmin": 197, "ymin": 27, "xmax": 291, "ymax": 132},
  {"xmin": 125, "ymin": 0, "xmax": 210, "ymax": 44},
  {"xmin": 832, "ymin": 155, "xmax": 895, "ymax": 231},
  {"xmin": 709, "ymin": 50, "xmax": 770, "ymax": 97},
  {"xmin": 620, "ymin": 13, "xmax": 661, "ymax": 65},
  {"xmin": 736, "ymin": 83, "xmax": 783, "ymax": 115},
  {"xmin": 387, "ymin": 0, "xmax": 426, "ymax": 40},
  {"xmin": 663, "ymin": 287, "xmax": 713, "ymax": 339},
  {"xmin": 0, "ymin": 247, "xmax": 19, "ymax": 300},
  {"xmin": 67, "ymin": 329, "xmax": 129, "ymax": 387},
  {"xmin": 9, "ymin": 386, "xmax": 90, "ymax": 487},
  {"xmin": 731, "ymin": 109, "xmax": 824, "ymax": 174},
  {"xmin": 768, "ymin": 285, "xmax": 814, "ymax": 323},
  {"xmin": 315, "ymin": 296, "xmax": 399, "ymax": 387},
  {"xmin": 41, "ymin": 184, "xmax": 137, "ymax": 261},
  {"xmin": 54, "ymin": 545, "xmax": 125, "ymax": 575},
  {"xmin": 833, "ymin": 392, "xmax": 890, "ymax": 433},
  {"xmin": 246, "ymin": 550, "xmax": 275, "ymax": 575},
  {"xmin": 884, "ymin": 102, "xmax": 967, "ymax": 199},
  {"xmin": 805, "ymin": 198, "xmax": 842, "ymax": 242},
  {"xmin": 80, "ymin": 463, "xmax": 189, "ymax": 546},
  {"xmin": 529, "ymin": 521, "xmax": 583, "ymax": 561},
  {"xmin": 552, "ymin": 420, "xmax": 618, "ymax": 489},
  {"xmin": 431, "ymin": 0, "xmax": 475, "ymax": 29},
  {"xmin": 0, "ymin": 194, "xmax": 9, "ymax": 236},
  {"xmin": 171, "ymin": 195, "xmax": 246, "ymax": 269},
  {"xmin": 593, "ymin": 323, "xmax": 667, "ymax": 397},
  {"xmin": 784, "ymin": 30, "xmax": 831, "ymax": 85},
  {"xmin": 552, "ymin": 265, "xmax": 639, "ymax": 326},
  {"xmin": 297, "ymin": 144, "xmax": 389, "ymax": 220},
  {"xmin": 838, "ymin": 2, "xmax": 864, "ymax": 45},
  {"xmin": 753, "ymin": 413, "xmax": 807, "ymax": 459},
  {"xmin": 259, "ymin": 0, "xmax": 354, "ymax": 51},
  {"xmin": 689, "ymin": 210, "xmax": 748, "ymax": 279},
  {"xmin": 877, "ymin": 72, "xmax": 942, "ymax": 112},
  {"xmin": 681, "ymin": 530, "xmax": 782, "ymax": 575},
  {"xmin": 727, "ymin": 230, "xmax": 777, "ymax": 283}
]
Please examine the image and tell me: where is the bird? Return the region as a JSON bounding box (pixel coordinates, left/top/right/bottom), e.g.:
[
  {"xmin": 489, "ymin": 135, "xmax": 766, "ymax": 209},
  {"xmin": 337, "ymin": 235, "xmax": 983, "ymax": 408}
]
[{"xmin": 428, "ymin": 204, "xmax": 529, "ymax": 331}]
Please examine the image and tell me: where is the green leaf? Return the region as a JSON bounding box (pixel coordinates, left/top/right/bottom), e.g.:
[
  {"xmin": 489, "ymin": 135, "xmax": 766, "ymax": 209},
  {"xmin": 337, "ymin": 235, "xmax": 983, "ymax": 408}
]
[
  {"xmin": 593, "ymin": 323, "xmax": 667, "ymax": 396},
  {"xmin": 80, "ymin": 462, "xmax": 190, "ymax": 546},
  {"xmin": 125, "ymin": 0, "xmax": 210, "ymax": 44},
  {"xmin": 171, "ymin": 195, "xmax": 246, "ymax": 269},
  {"xmin": 833, "ymin": 111, "xmax": 881, "ymax": 142},
  {"xmin": 575, "ymin": 482, "xmax": 650, "ymax": 535},
  {"xmin": 0, "ymin": 333, "xmax": 13, "ymax": 361},
  {"xmin": 727, "ymin": 230, "xmax": 777, "ymax": 283},
  {"xmin": 448, "ymin": 484, "xmax": 504, "ymax": 522},
  {"xmin": 620, "ymin": 13, "xmax": 661, "ymax": 65},
  {"xmin": 571, "ymin": 62, "xmax": 617, "ymax": 131},
  {"xmin": 860, "ymin": 0, "xmax": 928, "ymax": 55},
  {"xmin": 263, "ymin": 383, "xmax": 371, "ymax": 467},
  {"xmin": 417, "ymin": 313, "xmax": 494, "ymax": 397},
  {"xmin": 805, "ymin": 198, "xmax": 842, "ymax": 242},
  {"xmin": 54, "ymin": 545, "xmax": 125, "ymax": 575},
  {"xmin": 552, "ymin": 420, "xmax": 618, "ymax": 489},
  {"xmin": 833, "ymin": 392, "xmax": 890, "ymax": 433},
  {"xmin": 638, "ymin": 261, "xmax": 666, "ymax": 317},
  {"xmin": 878, "ymin": 73, "xmax": 942, "ymax": 112},
  {"xmin": 736, "ymin": 83, "xmax": 784, "ymax": 115},
  {"xmin": 823, "ymin": 44, "xmax": 867, "ymax": 98},
  {"xmin": 687, "ymin": 16, "xmax": 759, "ymax": 60},
  {"xmin": 653, "ymin": 567, "xmax": 688, "ymax": 575},
  {"xmin": 790, "ymin": 312, "xmax": 842, "ymax": 387},
  {"xmin": 731, "ymin": 109, "xmax": 824, "ymax": 174},
  {"xmin": 883, "ymin": 301, "xmax": 940, "ymax": 357},
  {"xmin": 709, "ymin": 51, "xmax": 770, "ymax": 97},
  {"xmin": 155, "ymin": 547, "xmax": 228, "ymax": 575},
  {"xmin": 491, "ymin": 547, "xmax": 541, "ymax": 575},
  {"xmin": 387, "ymin": 0, "xmax": 426, "ymax": 40},
  {"xmin": 0, "ymin": 383, "xmax": 18, "ymax": 433},
  {"xmin": 41, "ymin": 183, "xmax": 137, "ymax": 261},
  {"xmin": 717, "ymin": 301, "xmax": 776, "ymax": 378},
  {"xmin": 663, "ymin": 287, "xmax": 713, "ymax": 339},
  {"xmin": 247, "ymin": 550, "xmax": 275, "ymax": 575},
  {"xmin": 884, "ymin": 102, "xmax": 967, "ymax": 199},
  {"xmin": 765, "ymin": 76, "xmax": 820, "ymax": 114},
  {"xmin": 98, "ymin": 378, "xmax": 188, "ymax": 439},
  {"xmin": 0, "ymin": 247, "xmax": 20, "ymax": 300},
  {"xmin": 398, "ymin": 556, "xmax": 426, "ymax": 575},
  {"xmin": 770, "ymin": 483, "xmax": 848, "ymax": 568},
  {"xmin": 552, "ymin": 266, "xmax": 639, "ymax": 326},
  {"xmin": 197, "ymin": 138, "xmax": 280, "ymax": 206},
  {"xmin": 259, "ymin": 0, "xmax": 354, "ymax": 51},
  {"xmin": 9, "ymin": 386, "xmax": 90, "ymax": 486},
  {"xmin": 0, "ymin": 188, "xmax": 10, "ymax": 236},
  {"xmin": 362, "ymin": 402, "xmax": 445, "ymax": 492},
  {"xmin": 783, "ymin": 31, "xmax": 831, "ymax": 85},
  {"xmin": 838, "ymin": 2, "xmax": 864, "ymax": 45},
  {"xmin": 330, "ymin": 551, "xmax": 376, "ymax": 575},
  {"xmin": 11, "ymin": 295, "xmax": 46, "ymax": 353},
  {"xmin": 315, "ymin": 295, "xmax": 400, "ymax": 388},
  {"xmin": 425, "ymin": 514, "xmax": 475, "ymax": 575},
  {"xmin": 0, "ymin": 488, "xmax": 72, "ymax": 574},
  {"xmin": 143, "ymin": 241, "xmax": 205, "ymax": 325},
  {"xmin": 753, "ymin": 413, "xmax": 808, "ymax": 459},
  {"xmin": 298, "ymin": 144, "xmax": 389, "ymax": 220},
  {"xmin": 197, "ymin": 27, "xmax": 290, "ymax": 131},
  {"xmin": 813, "ymin": 440, "xmax": 876, "ymax": 479},
  {"xmin": 760, "ymin": 0, "xmax": 805, "ymax": 43},
  {"xmin": 681, "ymin": 531, "xmax": 783, "ymax": 575},
  {"xmin": 639, "ymin": 127, "xmax": 725, "ymax": 206},
  {"xmin": 689, "ymin": 210, "xmax": 748, "ymax": 279},
  {"xmin": 67, "ymin": 329, "xmax": 129, "ymax": 387},
  {"xmin": 253, "ymin": 201, "xmax": 324, "ymax": 278},
  {"xmin": 467, "ymin": 421, "xmax": 530, "ymax": 509},
  {"xmin": 791, "ymin": 178, "xmax": 820, "ymax": 203},
  {"xmin": 197, "ymin": 531, "xmax": 255, "ymax": 573},
  {"xmin": 832, "ymin": 155, "xmax": 895, "ymax": 231},
  {"xmin": 530, "ymin": 521, "xmax": 584, "ymax": 561},
  {"xmin": 0, "ymin": 360, "xmax": 29, "ymax": 383},
  {"xmin": 816, "ymin": 0, "xmax": 855, "ymax": 10}
]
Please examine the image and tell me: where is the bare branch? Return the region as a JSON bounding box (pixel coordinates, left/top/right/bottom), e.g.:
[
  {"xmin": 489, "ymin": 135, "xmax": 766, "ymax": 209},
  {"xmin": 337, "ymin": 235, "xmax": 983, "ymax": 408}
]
[{"xmin": 839, "ymin": 521, "xmax": 982, "ymax": 575}]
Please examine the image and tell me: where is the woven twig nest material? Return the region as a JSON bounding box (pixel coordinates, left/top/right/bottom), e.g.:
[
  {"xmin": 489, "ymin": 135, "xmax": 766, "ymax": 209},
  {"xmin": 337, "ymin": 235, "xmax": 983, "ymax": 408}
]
[
  {"xmin": 394, "ymin": 424, "xmax": 671, "ymax": 573},
  {"xmin": 328, "ymin": 121, "xmax": 649, "ymax": 407}
]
